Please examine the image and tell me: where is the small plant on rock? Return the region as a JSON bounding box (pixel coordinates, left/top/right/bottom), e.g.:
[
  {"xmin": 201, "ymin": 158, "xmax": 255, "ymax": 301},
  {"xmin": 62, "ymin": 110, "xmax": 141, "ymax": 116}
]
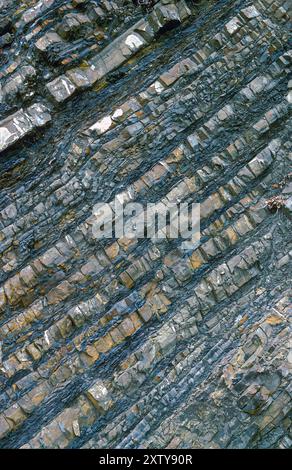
[{"xmin": 265, "ymin": 195, "xmax": 285, "ymax": 212}]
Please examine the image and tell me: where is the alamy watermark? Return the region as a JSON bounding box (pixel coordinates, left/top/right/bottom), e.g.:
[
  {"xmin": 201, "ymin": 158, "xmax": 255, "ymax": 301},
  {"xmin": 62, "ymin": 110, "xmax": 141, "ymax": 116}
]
[{"xmin": 91, "ymin": 198, "xmax": 200, "ymax": 250}]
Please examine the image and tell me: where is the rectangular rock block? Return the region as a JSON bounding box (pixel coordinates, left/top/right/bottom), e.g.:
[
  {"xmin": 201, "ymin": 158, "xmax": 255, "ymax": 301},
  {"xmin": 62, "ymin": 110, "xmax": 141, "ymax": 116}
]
[{"xmin": 0, "ymin": 103, "xmax": 51, "ymax": 153}]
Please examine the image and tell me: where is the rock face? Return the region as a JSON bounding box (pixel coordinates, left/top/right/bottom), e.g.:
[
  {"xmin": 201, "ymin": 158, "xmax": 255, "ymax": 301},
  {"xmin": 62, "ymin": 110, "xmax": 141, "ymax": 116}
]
[{"xmin": 0, "ymin": 0, "xmax": 291, "ymax": 450}]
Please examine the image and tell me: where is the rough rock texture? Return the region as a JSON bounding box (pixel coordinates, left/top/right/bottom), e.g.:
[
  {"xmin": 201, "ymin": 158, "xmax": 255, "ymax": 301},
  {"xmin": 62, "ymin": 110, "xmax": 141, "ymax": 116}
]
[{"xmin": 0, "ymin": 0, "xmax": 291, "ymax": 449}]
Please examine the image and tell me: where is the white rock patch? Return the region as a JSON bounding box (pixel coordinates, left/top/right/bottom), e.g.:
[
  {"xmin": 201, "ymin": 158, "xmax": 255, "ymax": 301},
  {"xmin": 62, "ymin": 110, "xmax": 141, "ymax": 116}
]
[
  {"xmin": 0, "ymin": 127, "xmax": 13, "ymax": 152},
  {"xmin": 125, "ymin": 33, "xmax": 144, "ymax": 52},
  {"xmin": 90, "ymin": 116, "xmax": 112, "ymax": 135}
]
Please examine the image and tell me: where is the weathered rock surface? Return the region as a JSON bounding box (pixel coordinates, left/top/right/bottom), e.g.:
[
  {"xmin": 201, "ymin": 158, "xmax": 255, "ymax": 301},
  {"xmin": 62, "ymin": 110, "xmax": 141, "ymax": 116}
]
[{"xmin": 0, "ymin": 0, "xmax": 291, "ymax": 449}]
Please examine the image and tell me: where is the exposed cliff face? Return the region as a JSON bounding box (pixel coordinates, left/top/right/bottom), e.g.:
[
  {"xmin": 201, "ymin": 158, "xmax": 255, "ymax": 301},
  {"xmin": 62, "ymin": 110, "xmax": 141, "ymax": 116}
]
[{"xmin": 0, "ymin": 0, "xmax": 291, "ymax": 449}]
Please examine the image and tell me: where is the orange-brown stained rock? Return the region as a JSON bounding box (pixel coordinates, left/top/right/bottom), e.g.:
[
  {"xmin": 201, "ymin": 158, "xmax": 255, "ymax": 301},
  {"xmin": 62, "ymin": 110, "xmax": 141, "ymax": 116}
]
[{"xmin": 94, "ymin": 333, "xmax": 114, "ymax": 354}]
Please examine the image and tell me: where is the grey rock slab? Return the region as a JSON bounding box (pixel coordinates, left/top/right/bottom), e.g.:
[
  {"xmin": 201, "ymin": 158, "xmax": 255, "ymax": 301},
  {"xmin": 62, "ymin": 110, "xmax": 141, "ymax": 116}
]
[{"xmin": 0, "ymin": 103, "xmax": 51, "ymax": 153}]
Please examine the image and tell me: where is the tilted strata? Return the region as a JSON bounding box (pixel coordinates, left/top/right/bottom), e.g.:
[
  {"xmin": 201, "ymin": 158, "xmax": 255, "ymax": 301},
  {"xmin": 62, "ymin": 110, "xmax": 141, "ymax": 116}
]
[{"xmin": 0, "ymin": 0, "xmax": 291, "ymax": 449}]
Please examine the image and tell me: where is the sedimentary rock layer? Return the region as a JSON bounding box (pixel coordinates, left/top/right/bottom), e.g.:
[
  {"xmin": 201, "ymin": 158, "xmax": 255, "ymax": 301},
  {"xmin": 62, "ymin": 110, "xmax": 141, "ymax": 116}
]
[{"xmin": 0, "ymin": 0, "xmax": 291, "ymax": 449}]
